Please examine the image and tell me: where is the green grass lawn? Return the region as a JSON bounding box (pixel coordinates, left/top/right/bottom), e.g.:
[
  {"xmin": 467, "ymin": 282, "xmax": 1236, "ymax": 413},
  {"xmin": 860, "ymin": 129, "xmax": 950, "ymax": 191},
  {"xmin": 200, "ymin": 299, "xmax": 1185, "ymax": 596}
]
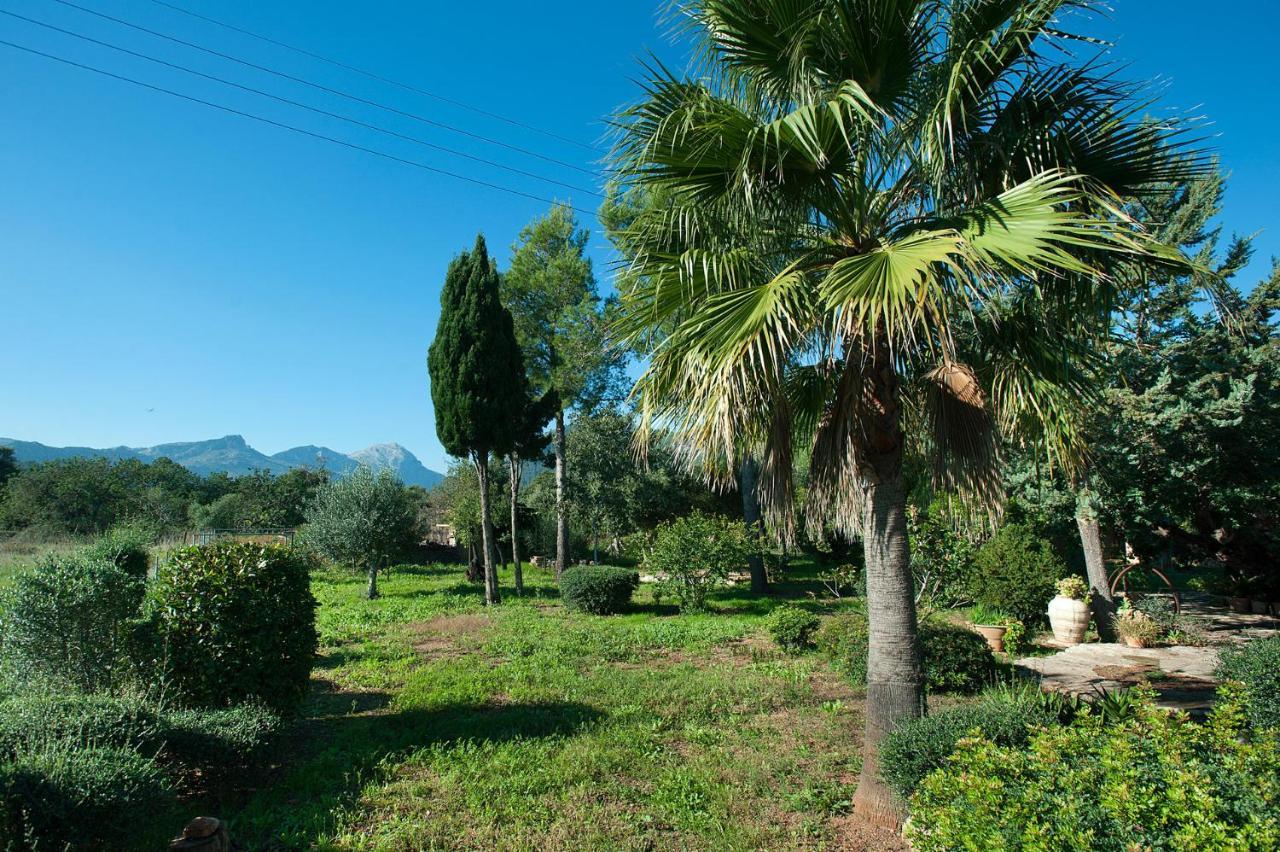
[{"xmin": 218, "ymin": 560, "xmax": 882, "ymax": 850}]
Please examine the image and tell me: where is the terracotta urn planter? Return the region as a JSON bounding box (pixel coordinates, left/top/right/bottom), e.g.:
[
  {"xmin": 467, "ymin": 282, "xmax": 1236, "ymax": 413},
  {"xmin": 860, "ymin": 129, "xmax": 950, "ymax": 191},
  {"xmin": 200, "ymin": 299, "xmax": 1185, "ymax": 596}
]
[
  {"xmin": 973, "ymin": 624, "xmax": 1007, "ymax": 654},
  {"xmin": 1048, "ymin": 595, "xmax": 1090, "ymax": 646},
  {"xmin": 1121, "ymin": 634, "xmax": 1148, "ymax": 649},
  {"xmin": 1228, "ymin": 596, "xmax": 1252, "ymax": 614}
]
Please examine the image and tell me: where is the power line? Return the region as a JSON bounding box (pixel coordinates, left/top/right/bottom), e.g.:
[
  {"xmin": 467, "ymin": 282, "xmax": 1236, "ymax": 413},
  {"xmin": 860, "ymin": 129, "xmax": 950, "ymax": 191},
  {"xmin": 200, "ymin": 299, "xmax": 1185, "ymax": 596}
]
[
  {"xmin": 144, "ymin": 0, "xmax": 603, "ymax": 154},
  {"xmin": 0, "ymin": 8, "xmax": 603, "ymax": 198},
  {"xmin": 48, "ymin": 0, "xmax": 599, "ymax": 176},
  {"xmin": 0, "ymin": 38, "xmax": 597, "ymax": 216}
]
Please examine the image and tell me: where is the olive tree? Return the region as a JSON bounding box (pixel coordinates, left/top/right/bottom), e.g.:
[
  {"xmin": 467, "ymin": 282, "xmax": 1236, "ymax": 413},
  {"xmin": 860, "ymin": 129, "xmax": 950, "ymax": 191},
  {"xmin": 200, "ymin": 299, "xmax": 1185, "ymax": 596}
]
[{"xmin": 303, "ymin": 466, "xmax": 416, "ymax": 599}]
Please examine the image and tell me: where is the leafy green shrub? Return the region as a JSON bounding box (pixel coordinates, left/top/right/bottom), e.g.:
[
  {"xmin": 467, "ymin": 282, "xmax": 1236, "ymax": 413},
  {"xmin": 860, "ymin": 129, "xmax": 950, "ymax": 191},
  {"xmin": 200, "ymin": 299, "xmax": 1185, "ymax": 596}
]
[
  {"xmin": 559, "ymin": 566, "xmax": 639, "ymax": 615},
  {"xmin": 768, "ymin": 605, "xmax": 820, "ymax": 653},
  {"xmin": 1218, "ymin": 636, "xmax": 1280, "ymax": 730},
  {"xmin": 81, "ymin": 525, "xmax": 152, "ymax": 580},
  {"xmin": 818, "ymin": 612, "xmax": 994, "ymax": 693},
  {"xmin": 161, "ymin": 701, "xmax": 282, "ymax": 766},
  {"xmin": 969, "ymin": 523, "xmax": 1065, "ymax": 624},
  {"xmin": 1, "ymin": 740, "xmax": 174, "ymax": 851},
  {"xmin": 920, "ymin": 622, "xmax": 996, "ymax": 694},
  {"xmin": 0, "ymin": 553, "xmax": 145, "ymax": 692},
  {"xmin": 905, "ymin": 687, "xmax": 1280, "ymax": 850},
  {"xmin": 148, "ymin": 542, "xmax": 317, "ymax": 713},
  {"xmin": 644, "ymin": 512, "xmax": 755, "ymax": 612},
  {"xmin": 0, "ymin": 693, "xmax": 160, "ymax": 757},
  {"xmin": 880, "ymin": 691, "xmax": 1057, "ymax": 798}
]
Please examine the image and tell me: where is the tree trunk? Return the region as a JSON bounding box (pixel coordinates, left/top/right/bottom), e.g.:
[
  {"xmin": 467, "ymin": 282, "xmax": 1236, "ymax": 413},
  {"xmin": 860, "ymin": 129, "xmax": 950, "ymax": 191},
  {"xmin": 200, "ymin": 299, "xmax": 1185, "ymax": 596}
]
[
  {"xmin": 509, "ymin": 454, "xmax": 523, "ymax": 595},
  {"xmin": 740, "ymin": 456, "xmax": 767, "ymax": 593},
  {"xmin": 591, "ymin": 514, "xmax": 599, "ymax": 564},
  {"xmin": 1076, "ymin": 487, "xmax": 1115, "ymax": 642},
  {"xmin": 554, "ymin": 408, "xmax": 569, "ymax": 577},
  {"xmin": 466, "ymin": 539, "xmax": 482, "ymax": 583},
  {"xmin": 474, "ymin": 451, "xmax": 500, "ymax": 605},
  {"xmin": 366, "ymin": 562, "xmax": 379, "ymax": 600},
  {"xmin": 851, "ymin": 350, "xmax": 923, "ymax": 829}
]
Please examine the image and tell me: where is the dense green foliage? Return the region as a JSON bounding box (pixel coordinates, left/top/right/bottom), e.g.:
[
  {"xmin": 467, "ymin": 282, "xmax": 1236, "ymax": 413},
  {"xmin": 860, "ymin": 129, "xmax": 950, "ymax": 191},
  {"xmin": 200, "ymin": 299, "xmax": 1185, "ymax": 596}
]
[
  {"xmin": 768, "ymin": 605, "xmax": 820, "ymax": 653},
  {"xmin": 645, "ymin": 512, "xmax": 755, "ymax": 612},
  {"xmin": 148, "ymin": 542, "xmax": 317, "ymax": 713},
  {"xmin": 906, "ymin": 689, "xmax": 1280, "ymax": 850},
  {"xmin": 0, "ymin": 552, "xmax": 145, "ymax": 692},
  {"xmin": 880, "ymin": 690, "xmax": 1056, "ymax": 799},
  {"xmin": 428, "ymin": 235, "xmax": 526, "ymax": 462},
  {"xmin": 969, "ymin": 523, "xmax": 1066, "ymax": 624},
  {"xmin": 558, "ymin": 565, "xmax": 639, "ymax": 615},
  {"xmin": 0, "ymin": 693, "xmax": 160, "ymax": 757},
  {"xmin": 303, "ymin": 466, "xmax": 417, "ymax": 598},
  {"xmin": 1218, "ymin": 636, "xmax": 1280, "ymax": 730},
  {"xmin": 80, "ymin": 524, "xmax": 152, "ymax": 579},
  {"xmin": 1, "ymin": 740, "xmax": 174, "ymax": 851},
  {"xmin": 818, "ymin": 611, "xmax": 993, "ymax": 694},
  {"xmin": 0, "ymin": 454, "xmax": 329, "ymax": 537}
]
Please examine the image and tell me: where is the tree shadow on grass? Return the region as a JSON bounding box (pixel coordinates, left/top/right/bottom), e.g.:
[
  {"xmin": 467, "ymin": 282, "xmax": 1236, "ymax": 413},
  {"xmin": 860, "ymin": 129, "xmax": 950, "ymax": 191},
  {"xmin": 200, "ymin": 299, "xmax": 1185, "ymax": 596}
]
[{"xmin": 226, "ymin": 699, "xmax": 603, "ymax": 848}]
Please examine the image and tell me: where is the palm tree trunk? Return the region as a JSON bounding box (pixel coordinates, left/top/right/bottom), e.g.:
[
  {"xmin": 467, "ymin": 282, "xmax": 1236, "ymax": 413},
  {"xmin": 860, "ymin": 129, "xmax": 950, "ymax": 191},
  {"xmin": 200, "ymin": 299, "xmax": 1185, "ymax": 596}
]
[
  {"xmin": 1076, "ymin": 486, "xmax": 1115, "ymax": 641},
  {"xmin": 740, "ymin": 456, "xmax": 767, "ymax": 592},
  {"xmin": 509, "ymin": 454, "xmax": 524, "ymax": 595},
  {"xmin": 473, "ymin": 451, "xmax": 500, "ymax": 605},
  {"xmin": 554, "ymin": 408, "xmax": 569, "ymax": 577},
  {"xmin": 851, "ymin": 354, "xmax": 923, "ymax": 829}
]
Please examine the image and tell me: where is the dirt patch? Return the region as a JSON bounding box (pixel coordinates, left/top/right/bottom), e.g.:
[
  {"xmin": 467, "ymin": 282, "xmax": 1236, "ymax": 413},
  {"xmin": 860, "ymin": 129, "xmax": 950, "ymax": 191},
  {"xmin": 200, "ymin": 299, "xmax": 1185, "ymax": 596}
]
[
  {"xmin": 830, "ymin": 814, "xmax": 912, "ymax": 851},
  {"xmin": 409, "ymin": 613, "xmax": 492, "ymax": 659}
]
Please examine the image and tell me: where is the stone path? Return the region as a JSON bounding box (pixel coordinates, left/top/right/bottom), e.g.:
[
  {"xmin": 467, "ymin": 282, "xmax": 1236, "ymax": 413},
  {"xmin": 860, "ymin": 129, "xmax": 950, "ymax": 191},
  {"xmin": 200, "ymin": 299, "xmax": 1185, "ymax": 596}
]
[{"xmin": 1014, "ymin": 597, "xmax": 1279, "ymax": 713}]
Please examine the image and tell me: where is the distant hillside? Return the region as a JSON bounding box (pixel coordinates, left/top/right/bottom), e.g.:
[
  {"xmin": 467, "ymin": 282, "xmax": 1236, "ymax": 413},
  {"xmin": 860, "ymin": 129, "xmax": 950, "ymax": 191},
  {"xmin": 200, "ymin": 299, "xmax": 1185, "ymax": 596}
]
[{"xmin": 0, "ymin": 435, "xmax": 443, "ymax": 488}]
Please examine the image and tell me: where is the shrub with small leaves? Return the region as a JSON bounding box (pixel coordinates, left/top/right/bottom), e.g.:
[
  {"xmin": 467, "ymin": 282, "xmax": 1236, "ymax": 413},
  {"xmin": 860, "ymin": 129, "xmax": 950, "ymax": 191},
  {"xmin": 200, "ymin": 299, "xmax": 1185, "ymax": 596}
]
[
  {"xmin": 880, "ymin": 690, "xmax": 1057, "ymax": 798},
  {"xmin": 147, "ymin": 542, "xmax": 317, "ymax": 713},
  {"xmin": 161, "ymin": 701, "xmax": 283, "ymax": 766},
  {"xmin": 559, "ymin": 566, "xmax": 639, "ymax": 615},
  {"xmin": 81, "ymin": 525, "xmax": 152, "ymax": 580},
  {"xmin": 1, "ymin": 739, "xmax": 175, "ymax": 851},
  {"xmin": 969, "ymin": 523, "xmax": 1065, "ymax": 624},
  {"xmin": 0, "ymin": 553, "xmax": 146, "ymax": 693},
  {"xmin": 768, "ymin": 605, "xmax": 821, "ymax": 653},
  {"xmin": 905, "ymin": 687, "xmax": 1280, "ymax": 850},
  {"xmin": 0, "ymin": 693, "xmax": 160, "ymax": 758},
  {"xmin": 1218, "ymin": 636, "xmax": 1280, "ymax": 730},
  {"xmin": 1056, "ymin": 575, "xmax": 1088, "ymax": 600},
  {"xmin": 643, "ymin": 512, "xmax": 755, "ymax": 612}
]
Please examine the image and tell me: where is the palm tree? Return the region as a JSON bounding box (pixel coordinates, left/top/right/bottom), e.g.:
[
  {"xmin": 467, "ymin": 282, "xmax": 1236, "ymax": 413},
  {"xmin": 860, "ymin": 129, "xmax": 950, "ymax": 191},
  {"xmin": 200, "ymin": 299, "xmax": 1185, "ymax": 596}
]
[{"xmin": 607, "ymin": 0, "xmax": 1202, "ymax": 825}]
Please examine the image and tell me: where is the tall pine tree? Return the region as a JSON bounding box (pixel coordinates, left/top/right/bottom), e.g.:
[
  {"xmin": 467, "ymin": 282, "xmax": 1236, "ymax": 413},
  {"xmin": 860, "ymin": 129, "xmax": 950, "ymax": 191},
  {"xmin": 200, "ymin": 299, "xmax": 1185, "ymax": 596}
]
[{"xmin": 429, "ymin": 235, "xmax": 527, "ymax": 605}]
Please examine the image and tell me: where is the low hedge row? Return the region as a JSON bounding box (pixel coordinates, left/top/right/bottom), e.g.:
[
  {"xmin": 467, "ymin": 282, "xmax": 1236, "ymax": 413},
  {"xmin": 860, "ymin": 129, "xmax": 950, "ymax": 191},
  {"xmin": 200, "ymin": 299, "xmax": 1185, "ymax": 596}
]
[{"xmin": 560, "ymin": 566, "xmax": 639, "ymax": 615}]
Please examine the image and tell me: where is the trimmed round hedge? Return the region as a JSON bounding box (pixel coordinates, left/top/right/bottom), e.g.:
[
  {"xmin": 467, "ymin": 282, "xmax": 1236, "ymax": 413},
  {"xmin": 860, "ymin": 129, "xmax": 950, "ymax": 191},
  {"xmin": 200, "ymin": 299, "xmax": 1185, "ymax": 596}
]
[
  {"xmin": 768, "ymin": 604, "xmax": 821, "ymax": 653},
  {"xmin": 148, "ymin": 542, "xmax": 317, "ymax": 713},
  {"xmin": 560, "ymin": 566, "xmax": 639, "ymax": 615}
]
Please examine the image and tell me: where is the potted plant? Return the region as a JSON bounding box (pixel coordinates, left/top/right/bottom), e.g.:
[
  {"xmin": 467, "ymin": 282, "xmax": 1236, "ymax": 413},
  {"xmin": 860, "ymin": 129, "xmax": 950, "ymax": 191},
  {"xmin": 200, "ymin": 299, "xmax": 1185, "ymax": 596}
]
[
  {"xmin": 1048, "ymin": 576, "xmax": 1090, "ymax": 646},
  {"xmin": 1115, "ymin": 599, "xmax": 1161, "ymax": 648},
  {"xmin": 969, "ymin": 603, "xmax": 1009, "ymax": 653}
]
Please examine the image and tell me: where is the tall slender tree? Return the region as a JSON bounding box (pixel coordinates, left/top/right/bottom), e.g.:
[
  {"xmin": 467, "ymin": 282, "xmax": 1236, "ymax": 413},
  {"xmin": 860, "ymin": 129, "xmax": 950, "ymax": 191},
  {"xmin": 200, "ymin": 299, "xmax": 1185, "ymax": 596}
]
[
  {"xmin": 609, "ymin": 0, "xmax": 1201, "ymax": 825},
  {"xmin": 504, "ymin": 205, "xmax": 622, "ymax": 576},
  {"xmin": 428, "ymin": 235, "xmax": 527, "ymax": 605}
]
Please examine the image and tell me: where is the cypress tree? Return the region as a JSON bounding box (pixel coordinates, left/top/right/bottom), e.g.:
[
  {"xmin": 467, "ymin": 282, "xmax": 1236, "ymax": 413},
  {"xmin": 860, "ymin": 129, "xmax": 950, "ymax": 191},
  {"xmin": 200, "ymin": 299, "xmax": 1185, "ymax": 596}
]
[{"xmin": 428, "ymin": 234, "xmax": 527, "ymax": 605}]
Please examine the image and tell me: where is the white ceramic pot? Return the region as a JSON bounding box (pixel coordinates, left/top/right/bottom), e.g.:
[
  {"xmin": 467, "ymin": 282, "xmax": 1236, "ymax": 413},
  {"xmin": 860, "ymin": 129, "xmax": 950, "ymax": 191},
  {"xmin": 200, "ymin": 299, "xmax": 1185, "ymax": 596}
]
[{"xmin": 1047, "ymin": 595, "xmax": 1089, "ymax": 645}]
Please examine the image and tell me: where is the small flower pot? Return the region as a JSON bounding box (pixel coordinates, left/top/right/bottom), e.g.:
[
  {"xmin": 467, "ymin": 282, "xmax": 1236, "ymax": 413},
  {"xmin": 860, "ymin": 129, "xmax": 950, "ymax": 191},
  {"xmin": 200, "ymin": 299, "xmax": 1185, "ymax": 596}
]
[
  {"xmin": 1228, "ymin": 596, "xmax": 1252, "ymax": 614},
  {"xmin": 1121, "ymin": 634, "xmax": 1148, "ymax": 648},
  {"xmin": 973, "ymin": 624, "xmax": 1007, "ymax": 654},
  {"xmin": 1047, "ymin": 595, "xmax": 1090, "ymax": 646},
  {"xmin": 1252, "ymin": 600, "xmax": 1270, "ymax": 615}
]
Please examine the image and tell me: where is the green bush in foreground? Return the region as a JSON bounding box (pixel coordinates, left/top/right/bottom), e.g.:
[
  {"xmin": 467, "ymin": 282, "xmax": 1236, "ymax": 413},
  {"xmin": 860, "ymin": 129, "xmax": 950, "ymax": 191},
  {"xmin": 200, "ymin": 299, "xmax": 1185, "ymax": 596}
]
[
  {"xmin": 1218, "ymin": 636, "xmax": 1280, "ymax": 730},
  {"xmin": 768, "ymin": 605, "xmax": 820, "ymax": 653},
  {"xmin": 559, "ymin": 566, "xmax": 639, "ymax": 615},
  {"xmin": 818, "ymin": 612, "xmax": 994, "ymax": 694},
  {"xmin": 0, "ymin": 553, "xmax": 145, "ymax": 693},
  {"xmin": 162, "ymin": 701, "xmax": 283, "ymax": 766},
  {"xmin": 80, "ymin": 525, "xmax": 152, "ymax": 580},
  {"xmin": 0, "ymin": 693, "xmax": 160, "ymax": 758},
  {"xmin": 148, "ymin": 542, "xmax": 317, "ymax": 713},
  {"xmin": 880, "ymin": 690, "xmax": 1056, "ymax": 799},
  {"xmin": 1, "ymin": 739, "xmax": 174, "ymax": 851},
  {"xmin": 906, "ymin": 687, "xmax": 1280, "ymax": 851}
]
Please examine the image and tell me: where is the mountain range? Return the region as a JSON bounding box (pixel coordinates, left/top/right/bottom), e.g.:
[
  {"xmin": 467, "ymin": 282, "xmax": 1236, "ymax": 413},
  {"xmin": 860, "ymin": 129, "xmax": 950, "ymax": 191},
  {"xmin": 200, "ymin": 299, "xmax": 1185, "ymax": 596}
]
[{"xmin": 0, "ymin": 435, "xmax": 444, "ymax": 488}]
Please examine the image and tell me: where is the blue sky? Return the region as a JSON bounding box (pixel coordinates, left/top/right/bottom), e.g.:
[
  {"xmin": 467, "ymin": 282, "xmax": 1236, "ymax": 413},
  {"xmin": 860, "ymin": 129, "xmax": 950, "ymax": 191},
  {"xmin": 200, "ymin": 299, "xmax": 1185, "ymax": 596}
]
[{"xmin": 2, "ymin": 1, "xmax": 1277, "ymax": 473}]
